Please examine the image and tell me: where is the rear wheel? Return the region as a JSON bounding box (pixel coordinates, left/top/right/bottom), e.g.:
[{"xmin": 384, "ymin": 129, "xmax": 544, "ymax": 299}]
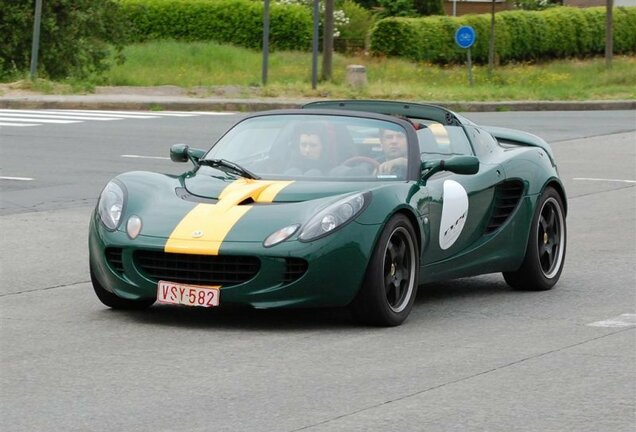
[
  {"xmin": 350, "ymin": 214, "xmax": 419, "ymax": 326},
  {"xmin": 90, "ymin": 264, "xmax": 155, "ymax": 310},
  {"xmin": 504, "ymin": 186, "xmax": 566, "ymax": 291}
]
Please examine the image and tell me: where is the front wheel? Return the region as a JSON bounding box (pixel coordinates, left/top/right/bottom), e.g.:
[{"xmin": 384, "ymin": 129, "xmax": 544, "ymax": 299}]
[
  {"xmin": 504, "ymin": 186, "xmax": 566, "ymax": 291},
  {"xmin": 350, "ymin": 214, "xmax": 419, "ymax": 326},
  {"xmin": 90, "ymin": 264, "xmax": 155, "ymax": 310}
]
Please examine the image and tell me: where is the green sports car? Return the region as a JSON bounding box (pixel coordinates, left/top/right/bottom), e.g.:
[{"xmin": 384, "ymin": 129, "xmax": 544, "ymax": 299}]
[{"xmin": 89, "ymin": 100, "xmax": 567, "ymax": 326}]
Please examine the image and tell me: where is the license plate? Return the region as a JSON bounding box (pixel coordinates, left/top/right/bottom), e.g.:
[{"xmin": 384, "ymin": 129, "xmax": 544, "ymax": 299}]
[{"xmin": 157, "ymin": 281, "xmax": 220, "ymax": 307}]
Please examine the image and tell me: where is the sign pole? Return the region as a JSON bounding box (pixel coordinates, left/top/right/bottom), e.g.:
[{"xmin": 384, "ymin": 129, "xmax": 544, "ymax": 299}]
[
  {"xmin": 454, "ymin": 26, "xmax": 476, "ymax": 88},
  {"xmin": 466, "ymin": 48, "xmax": 474, "ymax": 87},
  {"xmin": 30, "ymin": 0, "xmax": 43, "ymax": 80}
]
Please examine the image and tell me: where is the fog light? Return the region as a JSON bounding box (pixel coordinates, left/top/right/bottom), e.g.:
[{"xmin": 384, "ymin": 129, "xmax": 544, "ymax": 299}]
[
  {"xmin": 126, "ymin": 215, "xmax": 142, "ymax": 239},
  {"xmin": 264, "ymin": 224, "xmax": 299, "ymax": 248}
]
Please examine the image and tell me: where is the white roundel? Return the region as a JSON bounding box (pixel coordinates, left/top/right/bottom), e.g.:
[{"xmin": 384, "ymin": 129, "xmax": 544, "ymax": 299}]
[{"xmin": 439, "ymin": 180, "xmax": 469, "ymax": 250}]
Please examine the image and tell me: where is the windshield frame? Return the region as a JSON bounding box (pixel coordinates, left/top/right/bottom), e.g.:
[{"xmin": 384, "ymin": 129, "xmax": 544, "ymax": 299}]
[{"xmin": 202, "ymin": 109, "xmax": 422, "ymax": 182}]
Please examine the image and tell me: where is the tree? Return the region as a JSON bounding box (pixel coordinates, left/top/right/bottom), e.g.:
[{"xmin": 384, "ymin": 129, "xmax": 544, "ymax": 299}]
[
  {"xmin": 378, "ymin": 0, "xmax": 417, "ymax": 17},
  {"xmin": 413, "ymin": 0, "xmax": 444, "ymax": 15},
  {"xmin": 0, "ymin": 0, "xmax": 128, "ymax": 80}
]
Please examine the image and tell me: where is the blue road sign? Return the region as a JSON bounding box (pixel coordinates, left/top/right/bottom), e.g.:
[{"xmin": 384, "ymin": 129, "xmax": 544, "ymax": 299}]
[{"xmin": 455, "ymin": 26, "xmax": 476, "ymax": 49}]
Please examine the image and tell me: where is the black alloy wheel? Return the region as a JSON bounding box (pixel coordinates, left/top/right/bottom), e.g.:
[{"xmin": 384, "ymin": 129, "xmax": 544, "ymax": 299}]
[
  {"xmin": 351, "ymin": 214, "xmax": 419, "ymax": 326},
  {"xmin": 504, "ymin": 186, "xmax": 566, "ymax": 291}
]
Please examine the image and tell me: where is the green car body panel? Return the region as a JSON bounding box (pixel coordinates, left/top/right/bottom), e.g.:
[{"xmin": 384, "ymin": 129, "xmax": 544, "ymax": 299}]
[{"xmin": 89, "ymin": 101, "xmax": 565, "ymax": 309}]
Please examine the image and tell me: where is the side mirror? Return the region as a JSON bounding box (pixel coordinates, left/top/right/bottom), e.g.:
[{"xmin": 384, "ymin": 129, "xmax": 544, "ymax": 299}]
[
  {"xmin": 170, "ymin": 144, "xmax": 206, "ymax": 166},
  {"xmin": 420, "ymin": 155, "xmax": 479, "ymax": 183}
]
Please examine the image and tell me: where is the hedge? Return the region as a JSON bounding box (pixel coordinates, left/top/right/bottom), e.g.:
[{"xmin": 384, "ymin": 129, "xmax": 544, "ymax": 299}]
[
  {"xmin": 119, "ymin": 0, "xmax": 312, "ymax": 51},
  {"xmin": 369, "ymin": 6, "xmax": 636, "ymax": 64}
]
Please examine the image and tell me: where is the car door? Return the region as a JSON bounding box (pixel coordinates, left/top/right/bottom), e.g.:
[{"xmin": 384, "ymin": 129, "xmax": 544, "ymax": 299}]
[{"xmin": 418, "ymin": 124, "xmax": 505, "ymax": 265}]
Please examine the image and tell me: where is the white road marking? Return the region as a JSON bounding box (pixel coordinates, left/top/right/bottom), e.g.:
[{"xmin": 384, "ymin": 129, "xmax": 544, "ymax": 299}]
[
  {"xmin": 0, "ymin": 112, "xmax": 121, "ymax": 121},
  {"xmin": 0, "ymin": 117, "xmax": 81, "ymax": 124},
  {"xmin": 574, "ymin": 177, "xmax": 636, "ymax": 184},
  {"xmin": 0, "ymin": 122, "xmax": 38, "ymax": 127},
  {"xmin": 587, "ymin": 313, "xmax": 636, "ymax": 328},
  {"xmin": 189, "ymin": 111, "xmax": 237, "ymax": 116},
  {"xmin": 0, "ymin": 176, "xmax": 34, "ymax": 181},
  {"xmin": 121, "ymin": 154, "xmax": 171, "ymax": 160},
  {"xmin": 50, "ymin": 109, "xmax": 198, "ymax": 117},
  {"xmin": 0, "ymin": 109, "xmax": 233, "ymax": 129},
  {"xmin": 0, "ymin": 109, "xmax": 156, "ymax": 119}
]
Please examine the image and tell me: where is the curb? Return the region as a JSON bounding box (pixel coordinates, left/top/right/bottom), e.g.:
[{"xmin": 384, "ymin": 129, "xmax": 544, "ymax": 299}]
[{"xmin": 0, "ymin": 95, "xmax": 634, "ymax": 112}]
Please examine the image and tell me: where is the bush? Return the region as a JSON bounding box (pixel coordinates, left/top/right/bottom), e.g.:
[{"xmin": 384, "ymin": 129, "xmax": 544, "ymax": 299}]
[
  {"xmin": 337, "ymin": 0, "xmax": 374, "ymax": 51},
  {"xmin": 120, "ymin": 0, "xmax": 312, "ymax": 51},
  {"xmin": 0, "ymin": 0, "xmax": 127, "ymax": 80},
  {"xmin": 369, "ymin": 6, "xmax": 636, "ymax": 64}
]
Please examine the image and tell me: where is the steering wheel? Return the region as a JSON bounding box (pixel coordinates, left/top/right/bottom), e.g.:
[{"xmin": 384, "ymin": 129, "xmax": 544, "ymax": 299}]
[{"xmin": 342, "ymin": 156, "xmax": 380, "ymax": 170}]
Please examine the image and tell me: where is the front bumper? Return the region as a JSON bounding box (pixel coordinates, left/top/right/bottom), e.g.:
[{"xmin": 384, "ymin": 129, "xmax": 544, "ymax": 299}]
[{"xmin": 88, "ymin": 212, "xmax": 381, "ymax": 308}]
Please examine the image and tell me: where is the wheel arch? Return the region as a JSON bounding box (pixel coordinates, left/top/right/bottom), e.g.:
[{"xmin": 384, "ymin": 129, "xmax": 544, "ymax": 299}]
[
  {"xmin": 542, "ymin": 179, "xmax": 568, "ymax": 217},
  {"xmin": 393, "ymin": 207, "xmax": 423, "ymax": 255}
]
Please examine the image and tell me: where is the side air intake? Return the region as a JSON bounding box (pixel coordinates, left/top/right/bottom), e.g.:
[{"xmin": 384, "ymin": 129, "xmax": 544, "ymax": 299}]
[{"xmin": 485, "ymin": 180, "xmax": 524, "ymax": 234}]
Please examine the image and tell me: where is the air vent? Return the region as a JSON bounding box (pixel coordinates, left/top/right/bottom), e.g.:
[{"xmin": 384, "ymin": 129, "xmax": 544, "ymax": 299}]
[
  {"xmin": 485, "ymin": 180, "xmax": 524, "ymax": 234},
  {"xmin": 105, "ymin": 248, "xmax": 124, "ymax": 274},
  {"xmin": 283, "ymin": 258, "xmax": 308, "ymax": 284}
]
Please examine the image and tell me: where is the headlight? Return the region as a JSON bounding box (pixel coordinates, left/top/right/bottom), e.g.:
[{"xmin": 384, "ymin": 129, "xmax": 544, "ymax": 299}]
[
  {"xmin": 299, "ymin": 192, "xmax": 370, "ymax": 242},
  {"xmin": 97, "ymin": 181, "xmax": 126, "ymax": 231}
]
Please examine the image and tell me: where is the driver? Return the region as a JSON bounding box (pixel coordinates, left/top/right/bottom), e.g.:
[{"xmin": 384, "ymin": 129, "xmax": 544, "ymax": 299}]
[
  {"xmin": 377, "ymin": 128, "xmax": 408, "ymax": 176},
  {"xmin": 376, "ymin": 116, "xmax": 423, "ymax": 176}
]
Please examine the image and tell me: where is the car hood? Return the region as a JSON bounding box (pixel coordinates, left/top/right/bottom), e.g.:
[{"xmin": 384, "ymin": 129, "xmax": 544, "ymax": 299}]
[{"xmin": 117, "ymin": 171, "xmax": 398, "ymax": 245}]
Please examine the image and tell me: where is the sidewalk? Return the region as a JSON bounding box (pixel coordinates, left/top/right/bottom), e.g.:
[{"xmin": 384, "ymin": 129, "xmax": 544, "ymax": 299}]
[{"xmin": 1, "ymin": 86, "xmax": 634, "ymax": 112}]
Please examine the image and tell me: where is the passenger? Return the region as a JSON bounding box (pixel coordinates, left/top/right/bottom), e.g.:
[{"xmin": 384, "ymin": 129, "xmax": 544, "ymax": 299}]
[{"xmin": 285, "ymin": 123, "xmax": 332, "ymax": 176}]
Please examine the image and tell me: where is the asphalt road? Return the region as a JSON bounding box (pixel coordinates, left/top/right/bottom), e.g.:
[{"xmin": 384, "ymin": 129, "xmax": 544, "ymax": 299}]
[{"xmin": 1, "ymin": 110, "xmax": 635, "ymax": 432}]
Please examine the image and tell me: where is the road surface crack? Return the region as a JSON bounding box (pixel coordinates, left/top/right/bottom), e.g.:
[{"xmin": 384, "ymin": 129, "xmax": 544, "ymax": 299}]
[
  {"xmin": 289, "ymin": 326, "xmax": 635, "ymax": 431},
  {"xmin": 569, "ymin": 184, "xmax": 635, "ymax": 200},
  {"xmin": 552, "ymin": 129, "xmax": 636, "ymax": 143},
  {"xmin": 0, "ymin": 280, "xmax": 89, "ymax": 298}
]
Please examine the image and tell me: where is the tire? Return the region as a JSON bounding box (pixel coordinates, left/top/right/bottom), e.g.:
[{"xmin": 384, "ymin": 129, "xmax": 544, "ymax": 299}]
[
  {"xmin": 90, "ymin": 264, "xmax": 155, "ymax": 310},
  {"xmin": 504, "ymin": 186, "xmax": 566, "ymax": 291},
  {"xmin": 350, "ymin": 214, "xmax": 419, "ymax": 326}
]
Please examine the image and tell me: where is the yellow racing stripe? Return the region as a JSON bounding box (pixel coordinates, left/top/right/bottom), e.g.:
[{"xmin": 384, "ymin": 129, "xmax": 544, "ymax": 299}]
[{"xmin": 165, "ymin": 179, "xmax": 294, "ymax": 255}]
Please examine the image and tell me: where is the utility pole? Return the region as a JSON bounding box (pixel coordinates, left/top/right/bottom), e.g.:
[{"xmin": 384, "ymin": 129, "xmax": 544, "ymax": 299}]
[
  {"xmin": 605, "ymin": 0, "xmax": 613, "ymax": 68},
  {"xmin": 30, "ymin": 0, "xmax": 44, "ymax": 80},
  {"xmin": 488, "ymin": 0, "xmax": 496, "ymax": 77},
  {"xmin": 322, "ymin": 0, "xmax": 334, "ymax": 82}
]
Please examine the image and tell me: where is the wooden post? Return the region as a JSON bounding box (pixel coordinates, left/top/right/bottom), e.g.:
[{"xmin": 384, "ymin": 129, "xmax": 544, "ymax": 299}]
[
  {"xmin": 30, "ymin": 0, "xmax": 43, "ymax": 80},
  {"xmin": 605, "ymin": 0, "xmax": 613, "ymax": 68},
  {"xmin": 312, "ymin": 0, "xmax": 319, "ymax": 89},
  {"xmin": 488, "ymin": 0, "xmax": 496, "ymax": 77},
  {"xmin": 322, "ymin": 0, "xmax": 334, "ymax": 81}
]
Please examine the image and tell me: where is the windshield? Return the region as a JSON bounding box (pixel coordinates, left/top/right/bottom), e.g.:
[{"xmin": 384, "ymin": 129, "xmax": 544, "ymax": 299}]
[{"xmin": 202, "ymin": 114, "xmax": 410, "ymax": 181}]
